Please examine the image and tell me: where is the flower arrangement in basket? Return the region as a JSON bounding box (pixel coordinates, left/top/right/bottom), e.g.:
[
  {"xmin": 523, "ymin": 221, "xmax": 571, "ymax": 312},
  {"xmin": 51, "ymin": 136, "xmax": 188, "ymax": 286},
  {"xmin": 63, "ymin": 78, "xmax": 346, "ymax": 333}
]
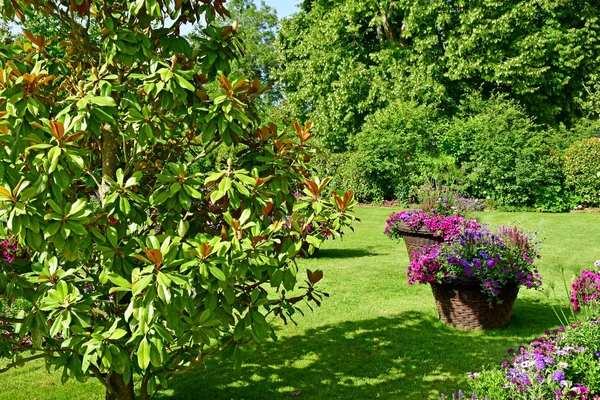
[
  {"xmin": 409, "ymin": 224, "xmax": 543, "ymax": 302},
  {"xmin": 409, "ymin": 223, "xmax": 543, "ymax": 330},
  {"xmin": 384, "ymin": 188, "xmax": 483, "ymax": 260}
]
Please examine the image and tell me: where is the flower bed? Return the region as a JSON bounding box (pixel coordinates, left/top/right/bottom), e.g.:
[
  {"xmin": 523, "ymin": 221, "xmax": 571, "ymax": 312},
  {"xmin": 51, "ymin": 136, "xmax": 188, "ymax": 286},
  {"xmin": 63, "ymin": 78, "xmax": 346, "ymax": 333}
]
[
  {"xmin": 384, "ymin": 210, "xmax": 476, "ymax": 242},
  {"xmin": 444, "ymin": 318, "xmax": 600, "ymax": 399}
]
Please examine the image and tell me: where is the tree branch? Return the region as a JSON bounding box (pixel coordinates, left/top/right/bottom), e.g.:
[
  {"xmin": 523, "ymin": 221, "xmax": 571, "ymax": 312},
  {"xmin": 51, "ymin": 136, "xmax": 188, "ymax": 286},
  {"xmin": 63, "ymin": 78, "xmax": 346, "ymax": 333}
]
[
  {"xmin": 0, "ymin": 317, "xmax": 25, "ymax": 324},
  {"xmin": 0, "ymin": 354, "xmax": 46, "ymax": 373},
  {"xmin": 169, "ymin": 338, "xmax": 233, "ymax": 376}
]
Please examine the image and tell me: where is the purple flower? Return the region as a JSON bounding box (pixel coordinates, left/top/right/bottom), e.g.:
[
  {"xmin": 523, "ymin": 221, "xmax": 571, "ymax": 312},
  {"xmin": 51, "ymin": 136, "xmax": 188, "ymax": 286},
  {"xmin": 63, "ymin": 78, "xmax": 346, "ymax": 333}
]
[{"xmin": 550, "ymin": 370, "xmax": 565, "ymax": 382}]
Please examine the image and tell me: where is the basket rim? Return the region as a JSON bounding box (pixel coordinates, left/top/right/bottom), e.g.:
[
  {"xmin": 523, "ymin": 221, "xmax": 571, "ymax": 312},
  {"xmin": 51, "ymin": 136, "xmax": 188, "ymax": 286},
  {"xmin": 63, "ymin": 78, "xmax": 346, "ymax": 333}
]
[{"xmin": 392, "ymin": 220, "xmax": 438, "ymax": 235}]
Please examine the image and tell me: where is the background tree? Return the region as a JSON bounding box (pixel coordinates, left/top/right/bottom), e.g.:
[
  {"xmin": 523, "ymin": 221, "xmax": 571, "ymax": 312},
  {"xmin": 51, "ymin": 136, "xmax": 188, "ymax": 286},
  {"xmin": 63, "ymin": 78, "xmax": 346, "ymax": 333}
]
[
  {"xmin": 0, "ymin": 1, "xmax": 357, "ymax": 399},
  {"xmin": 278, "ymin": 0, "xmax": 600, "ymax": 150}
]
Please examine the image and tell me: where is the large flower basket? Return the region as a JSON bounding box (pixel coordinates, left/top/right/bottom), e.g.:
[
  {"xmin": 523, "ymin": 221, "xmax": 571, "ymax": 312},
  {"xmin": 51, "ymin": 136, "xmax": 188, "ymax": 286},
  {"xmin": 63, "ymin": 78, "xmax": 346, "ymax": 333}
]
[
  {"xmin": 430, "ymin": 277, "xmax": 520, "ymax": 330},
  {"xmin": 395, "ymin": 221, "xmax": 444, "ymax": 261}
]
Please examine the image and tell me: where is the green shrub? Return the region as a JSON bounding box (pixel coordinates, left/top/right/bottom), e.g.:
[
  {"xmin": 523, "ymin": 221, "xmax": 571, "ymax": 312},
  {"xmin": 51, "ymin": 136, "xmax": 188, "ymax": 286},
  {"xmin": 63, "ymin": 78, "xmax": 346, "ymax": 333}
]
[
  {"xmin": 564, "ymin": 138, "xmax": 600, "ymax": 207},
  {"xmin": 343, "ymin": 100, "xmax": 440, "ymax": 202},
  {"xmin": 440, "ymin": 94, "xmax": 571, "ymax": 212}
]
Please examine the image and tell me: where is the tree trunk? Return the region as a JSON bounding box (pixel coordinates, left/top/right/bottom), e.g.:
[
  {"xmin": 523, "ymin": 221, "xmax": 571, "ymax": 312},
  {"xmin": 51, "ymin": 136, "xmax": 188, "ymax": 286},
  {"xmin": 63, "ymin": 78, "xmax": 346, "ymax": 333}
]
[
  {"xmin": 105, "ymin": 373, "xmax": 135, "ymax": 400},
  {"xmin": 100, "ymin": 123, "xmax": 117, "ymax": 200}
]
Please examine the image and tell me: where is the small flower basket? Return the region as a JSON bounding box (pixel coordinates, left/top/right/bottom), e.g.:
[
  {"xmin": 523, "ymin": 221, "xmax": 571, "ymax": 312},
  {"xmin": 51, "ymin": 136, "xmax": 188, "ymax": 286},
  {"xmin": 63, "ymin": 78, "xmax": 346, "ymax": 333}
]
[
  {"xmin": 431, "ymin": 276, "xmax": 520, "ymax": 330},
  {"xmin": 384, "ymin": 211, "xmax": 477, "ymax": 261},
  {"xmin": 393, "ymin": 220, "xmax": 444, "ymax": 261}
]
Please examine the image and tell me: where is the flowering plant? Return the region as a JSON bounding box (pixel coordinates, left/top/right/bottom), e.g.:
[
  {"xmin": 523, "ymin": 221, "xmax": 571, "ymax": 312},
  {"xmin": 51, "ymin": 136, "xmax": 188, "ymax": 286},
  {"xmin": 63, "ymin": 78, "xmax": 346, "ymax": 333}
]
[
  {"xmin": 412, "ymin": 185, "xmax": 486, "ymax": 217},
  {"xmin": 384, "ymin": 210, "xmax": 477, "ymax": 241},
  {"xmin": 0, "ymin": 235, "xmax": 19, "ymax": 264},
  {"xmin": 385, "ymin": 187, "xmax": 482, "ymax": 241},
  {"xmin": 408, "ymin": 224, "xmax": 542, "ymax": 301},
  {"xmin": 570, "ymin": 261, "xmax": 600, "ymax": 312},
  {"xmin": 445, "ymin": 319, "xmax": 600, "ymax": 399}
]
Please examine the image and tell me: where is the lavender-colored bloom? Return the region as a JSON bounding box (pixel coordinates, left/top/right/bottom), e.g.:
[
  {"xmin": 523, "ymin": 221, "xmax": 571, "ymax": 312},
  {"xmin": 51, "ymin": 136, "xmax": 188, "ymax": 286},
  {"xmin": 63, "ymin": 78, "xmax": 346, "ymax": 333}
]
[{"xmin": 550, "ymin": 370, "xmax": 565, "ymax": 382}]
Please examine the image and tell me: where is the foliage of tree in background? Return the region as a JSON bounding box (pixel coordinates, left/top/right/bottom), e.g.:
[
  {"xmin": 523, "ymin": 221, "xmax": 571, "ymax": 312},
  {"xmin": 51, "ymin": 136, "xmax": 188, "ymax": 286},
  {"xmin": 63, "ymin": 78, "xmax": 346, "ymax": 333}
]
[
  {"xmin": 563, "ymin": 138, "xmax": 600, "ymax": 207},
  {"xmin": 321, "ymin": 100, "xmax": 442, "ymax": 202},
  {"xmin": 439, "ymin": 95, "xmax": 573, "ymax": 212},
  {"xmin": 275, "ymin": 0, "xmax": 600, "ymax": 209},
  {"xmin": 0, "ymin": 1, "xmax": 357, "ymax": 399}
]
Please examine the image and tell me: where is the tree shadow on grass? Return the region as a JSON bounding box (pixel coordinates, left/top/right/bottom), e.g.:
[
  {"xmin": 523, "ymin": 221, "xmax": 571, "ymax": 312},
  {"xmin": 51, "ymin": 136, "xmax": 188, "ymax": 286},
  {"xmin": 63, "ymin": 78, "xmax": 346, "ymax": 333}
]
[
  {"xmin": 315, "ymin": 248, "xmax": 381, "ymax": 259},
  {"xmin": 157, "ymin": 299, "xmax": 568, "ymax": 400}
]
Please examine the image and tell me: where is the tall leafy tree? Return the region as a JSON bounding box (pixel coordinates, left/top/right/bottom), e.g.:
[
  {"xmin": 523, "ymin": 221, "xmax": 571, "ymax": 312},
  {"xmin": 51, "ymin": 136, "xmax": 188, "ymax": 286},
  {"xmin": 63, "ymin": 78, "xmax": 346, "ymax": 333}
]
[
  {"xmin": 278, "ymin": 0, "xmax": 600, "ymax": 150},
  {"xmin": 0, "ymin": 1, "xmax": 357, "ymax": 399}
]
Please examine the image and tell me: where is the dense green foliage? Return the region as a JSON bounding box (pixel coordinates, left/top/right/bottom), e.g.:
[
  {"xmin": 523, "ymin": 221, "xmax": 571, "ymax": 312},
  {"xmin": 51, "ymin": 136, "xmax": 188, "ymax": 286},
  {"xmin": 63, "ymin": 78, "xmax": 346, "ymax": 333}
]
[
  {"xmin": 190, "ymin": 0, "xmax": 280, "ymax": 105},
  {"xmin": 440, "ymin": 95, "xmax": 572, "ymax": 211},
  {"xmin": 325, "ymin": 101, "xmax": 441, "ymax": 202},
  {"xmin": 0, "ymin": 1, "xmax": 356, "ymax": 399},
  {"xmin": 564, "ymin": 138, "xmax": 600, "ymax": 207},
  {"xmin": 276, "ymin": 0, "xmax": 600, "ymax": 209}
]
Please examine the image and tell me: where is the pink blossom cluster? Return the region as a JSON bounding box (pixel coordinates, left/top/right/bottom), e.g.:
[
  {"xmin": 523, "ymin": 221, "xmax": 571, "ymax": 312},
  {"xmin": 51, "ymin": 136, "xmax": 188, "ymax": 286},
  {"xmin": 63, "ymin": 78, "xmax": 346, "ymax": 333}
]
[
  {"xmin": 0, "ymin": 235, "xmax": 18, "ymax": 263},
  {"xmin": 407, "ymin": 245, "xmax": 443, "ymax": 284},
  {"xmin": 570, "ymin": 267, "xmax": 600, "ymax": 312},
  {"xmin": 384, "ymin": 210, "xmax": 479, "ymax": 241}
]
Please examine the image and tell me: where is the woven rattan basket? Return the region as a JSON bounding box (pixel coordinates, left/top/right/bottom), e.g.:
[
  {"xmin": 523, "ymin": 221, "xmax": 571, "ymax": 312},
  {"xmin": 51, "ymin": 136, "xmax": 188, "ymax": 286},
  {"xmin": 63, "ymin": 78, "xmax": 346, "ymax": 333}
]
[
  {"xmin": 430, "ymin": 277, "xmax": 519, "ymax": 330},
  {"xmin": 396, "ymin": 221, "xmax": 444, "ymax": 261}
]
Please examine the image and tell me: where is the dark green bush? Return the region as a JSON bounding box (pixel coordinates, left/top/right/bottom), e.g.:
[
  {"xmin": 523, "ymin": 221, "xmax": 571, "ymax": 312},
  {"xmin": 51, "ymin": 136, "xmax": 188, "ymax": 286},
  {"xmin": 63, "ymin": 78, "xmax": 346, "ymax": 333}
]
[
  {"xmin": 440, "ymin": 94, "xmax": 572, "ymax": 212},
  {"xmin": 341, "ymin": 100, "xmax": 440, "ymax": 202},
  {"xmin": 564, "ymin": 138, "xmax": 600, "ymax": 207}
]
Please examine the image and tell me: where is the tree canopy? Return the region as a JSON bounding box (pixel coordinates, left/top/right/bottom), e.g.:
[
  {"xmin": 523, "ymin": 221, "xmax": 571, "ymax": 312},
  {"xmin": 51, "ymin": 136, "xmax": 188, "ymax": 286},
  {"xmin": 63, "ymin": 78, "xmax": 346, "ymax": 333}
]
[
  {"xmin": 278, "ymin": 0, "xmax": 600, "ymax": 151},
  {"xmin": 0, "ymin": 1, "xmax": 356, "ymax": 399}
]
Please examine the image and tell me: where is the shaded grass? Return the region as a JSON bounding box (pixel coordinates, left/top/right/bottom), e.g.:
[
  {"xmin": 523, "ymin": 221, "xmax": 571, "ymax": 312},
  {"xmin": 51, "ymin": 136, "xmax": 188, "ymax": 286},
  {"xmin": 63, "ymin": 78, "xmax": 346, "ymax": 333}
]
[{"xmin": 1, "ymin": 208, "xmax": 599, "ymax": 399}]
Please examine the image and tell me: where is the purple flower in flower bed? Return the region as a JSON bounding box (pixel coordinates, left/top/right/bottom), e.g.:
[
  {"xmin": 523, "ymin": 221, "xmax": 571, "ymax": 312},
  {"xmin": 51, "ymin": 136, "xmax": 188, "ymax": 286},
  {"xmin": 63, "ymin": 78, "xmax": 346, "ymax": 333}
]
[{"xmin": 455, "ymin": 319, "xmax": 600, "ymax": 399}]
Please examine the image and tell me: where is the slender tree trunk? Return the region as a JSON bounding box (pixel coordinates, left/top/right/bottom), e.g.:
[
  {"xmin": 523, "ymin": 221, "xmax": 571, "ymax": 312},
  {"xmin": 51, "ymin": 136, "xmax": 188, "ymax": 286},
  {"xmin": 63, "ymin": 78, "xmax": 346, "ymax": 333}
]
[
  {"xmin": 105, "ymin": 373, "xmax": 135, "ymax": 400},
  {"xmin": 100, "ymin": 123, "xmax": 117, "ymax": 199}
]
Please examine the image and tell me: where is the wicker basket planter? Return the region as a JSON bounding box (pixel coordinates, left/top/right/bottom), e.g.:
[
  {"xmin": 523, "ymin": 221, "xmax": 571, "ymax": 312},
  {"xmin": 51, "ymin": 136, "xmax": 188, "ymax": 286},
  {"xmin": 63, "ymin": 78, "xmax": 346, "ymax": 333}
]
[
  {"xmin": 395, "ymin": 221, "xmax": 444, "ymax": 261},
  {"xmin": 430, "ymin": 277, "xmax": 520, "ymax": 330}
]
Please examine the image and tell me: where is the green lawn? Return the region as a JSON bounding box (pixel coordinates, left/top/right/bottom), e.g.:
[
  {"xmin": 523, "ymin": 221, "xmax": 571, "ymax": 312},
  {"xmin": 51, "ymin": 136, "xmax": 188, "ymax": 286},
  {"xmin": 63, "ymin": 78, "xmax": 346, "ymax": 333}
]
[{"xmin": 2, "ymin": 208, "xmax": 599, "ymax": 399}]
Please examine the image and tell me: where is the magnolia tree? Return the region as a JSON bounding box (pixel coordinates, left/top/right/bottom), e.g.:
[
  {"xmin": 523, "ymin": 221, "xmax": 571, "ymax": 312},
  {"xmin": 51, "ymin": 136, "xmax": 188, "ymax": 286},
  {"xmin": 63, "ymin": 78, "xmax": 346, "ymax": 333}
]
[{"xmin": 0, "ymin": 1, "xmax": 357, "ymax": 399}]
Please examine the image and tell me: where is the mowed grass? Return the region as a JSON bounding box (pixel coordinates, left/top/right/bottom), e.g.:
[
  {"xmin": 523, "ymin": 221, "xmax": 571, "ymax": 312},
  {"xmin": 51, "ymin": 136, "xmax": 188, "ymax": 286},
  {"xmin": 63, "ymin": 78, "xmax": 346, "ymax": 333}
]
[{"xmin": 1, "ymin": 208, "xmax": 600, "ymax": 399}]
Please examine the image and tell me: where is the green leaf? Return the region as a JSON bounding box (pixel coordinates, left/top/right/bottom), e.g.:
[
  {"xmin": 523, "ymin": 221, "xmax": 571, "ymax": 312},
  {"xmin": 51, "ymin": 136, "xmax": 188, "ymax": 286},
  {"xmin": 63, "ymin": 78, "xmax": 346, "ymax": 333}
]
[
  {"xmin": 48, "ymin": 147, "xmax": 62, "ymax": 173},
  {"xmin": 107, "ymin": 274, "xmax": 131, "ymax": 288},
  {"xmin": 183, "ymin": 185, "xmax": 202, "ymax": 199},
  {"xmin": 169, "ymin": 182, "xmax": 181, "ymax": 195},
  {"xmin": 107, "ymin": 226, "xmax": 118, "ymax": 248},
  {"xmin": 174, "ymin": 74, "xmax": 195, "ymax": 91},
  {"xmin": 132, "ymin": 275, "xmax": 153, "ymax": 296},
  {"xmin": 65, "ymin": 221, "xmax": 88, "ymax": 236},
  {"xmin": 208, "ymin": 266, "xmax": 226, "ymax": 281},
  {"xmin": 233, "ymin": 321, "xmax": 245, "ymax": 341},
  {"xmin": 68, "ymin": 199, "xmax": 87, "ymax": 216},
  {"xmin": 109, "ymin": 329, "xmax": 128, "ymax": 340},
  {"xmin": 89, "ymin": 96, "xmax": 117, "ymax": 107},
  {"xmin": 120, "ymin": 197, "xmax": 131, "ymax": 215},
  {"xmin": 137, "ymin": 337, "xmax": 151, "ymax": 370}
]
